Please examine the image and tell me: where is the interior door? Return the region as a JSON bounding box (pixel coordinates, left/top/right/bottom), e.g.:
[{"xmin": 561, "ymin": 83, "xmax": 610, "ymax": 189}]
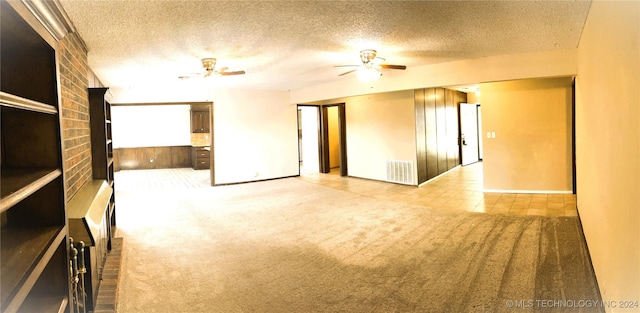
[{"xmin": 460, "ymin": 103, "xmax": 480, "ymax": 166}]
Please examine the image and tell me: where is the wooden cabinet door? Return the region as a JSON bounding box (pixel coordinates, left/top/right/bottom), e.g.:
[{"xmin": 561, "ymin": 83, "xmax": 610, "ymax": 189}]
[
  {"xmin": 201, "ymin": 111, "xmax": 210, "ymax": 132},
  {"xmin": 191, "ymin": 110, "xmax": 209, "ymax": 133}
]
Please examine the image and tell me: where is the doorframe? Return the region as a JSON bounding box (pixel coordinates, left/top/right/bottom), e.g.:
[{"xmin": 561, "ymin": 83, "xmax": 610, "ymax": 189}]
[
  {"xmin": 572, "ymin": 78, "xmax": 577, "ymax": 194},
  {"xmin": 319, "ymin": 103, "xmax": 348, "ymax": 176},
  {"xmin": 476, "ymin": 104, "xmax": 483, "ymax": 161}
]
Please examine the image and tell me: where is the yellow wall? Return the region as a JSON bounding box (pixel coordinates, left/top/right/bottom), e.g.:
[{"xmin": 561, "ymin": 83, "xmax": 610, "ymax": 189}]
[
  {"xmin": 575, "ymin": 1, "xmax": 640, "ymax": 307},
  {"xmin": 327, "ymin": 106, "xmax": 340, "ymax": 168},
  {"xmin": 466, "ymin": 91, "xmax": 480, "ymax": 104},
  {"xmin": 481, "ymin": 77, "xmax": 573, "ymax": 192}
]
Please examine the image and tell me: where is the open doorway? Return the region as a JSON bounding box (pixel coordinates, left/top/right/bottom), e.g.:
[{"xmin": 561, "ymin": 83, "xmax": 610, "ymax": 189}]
[
  {"xmin": 320, "ymin": 103, "xmax": 347, "ymax": 176},
  {"xmin": 297, "ymin": 103, "xmax": 348, "ymax": 177},
  {"xmin": 327, "ymin": 106, "xmax": 340, "ymax": 172}
]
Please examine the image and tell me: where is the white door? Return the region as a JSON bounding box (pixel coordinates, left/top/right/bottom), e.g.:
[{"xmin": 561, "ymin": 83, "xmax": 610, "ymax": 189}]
[
  {"xmin": 299, "ymin": 106, "xmax": 320, "ymax": 174},
  {"xmin": 460, "ymin": 103, "xmax": 480, "ymax": 166}
]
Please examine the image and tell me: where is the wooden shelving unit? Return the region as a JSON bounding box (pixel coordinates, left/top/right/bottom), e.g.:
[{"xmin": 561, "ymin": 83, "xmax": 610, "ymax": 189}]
[
  {"xmin": 88, "ymin": 88, "xmax": 117, "ymax": 249},
  {"xmin": 0, "ymin": 1, "xmax": 72, "ymax": 312}
]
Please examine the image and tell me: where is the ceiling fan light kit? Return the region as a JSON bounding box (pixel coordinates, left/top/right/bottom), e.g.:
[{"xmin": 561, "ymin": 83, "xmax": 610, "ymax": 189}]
[
  {"xmin": 179, "ymin": 57, "xmax": 245, "ymax": 79},
  {"xmin": 201, "ymin": 58, "xmax": 217, "ymax": 77},
  {"xmin": 357, "ymin": 66, "xmax": 382, "ymax": 82},
  {"xmin": 336, "ymin": 49, "xmax": 406, "ymax": 82},
  {"xmin": 359, "ymin": 49, "xmax": 379, "ymax": 64}
]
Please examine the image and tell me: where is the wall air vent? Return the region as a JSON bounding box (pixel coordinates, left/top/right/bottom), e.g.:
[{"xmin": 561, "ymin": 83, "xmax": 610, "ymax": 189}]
[{"xmin": 386, "ymin": 160, "xmax": 414, "ymax": 185}]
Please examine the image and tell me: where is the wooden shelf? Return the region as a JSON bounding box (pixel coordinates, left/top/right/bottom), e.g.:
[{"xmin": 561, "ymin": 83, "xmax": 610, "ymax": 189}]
[
  {"xmin": 0, "ymin": 169, "xmax": 62, "ymax": 213},
  {"xmin": 0, "ymin": 226, "xmax": 65, "ymax": 312},
  {"xmin": 17, "ymin": 295, "xmax": 68, "ymax": 313},
  {"xmin": 0, "ymin": 91, "xmax": 57, "ymax": 114},
  {"xmin": 1, "ymin": 1, "xmax": 73, "ymax": 312}
]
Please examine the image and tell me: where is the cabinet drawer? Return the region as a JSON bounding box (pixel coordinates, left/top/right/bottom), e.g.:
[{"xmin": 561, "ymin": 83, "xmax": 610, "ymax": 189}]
[
  {"xmin": 191, "ymin": 146, "xmax": 210, "ymax": 170},
  {"xmin": 195, "ymin": 158, "xmax": 209, "ymax": 170},
  {"xmin": 196, "ymin": 150, "xmax": 210, "ymax": 158}
]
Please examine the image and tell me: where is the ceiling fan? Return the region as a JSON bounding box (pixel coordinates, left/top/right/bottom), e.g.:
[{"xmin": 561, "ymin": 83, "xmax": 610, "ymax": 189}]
[
  {"xmin": 335, "ymin": 49, "xmax": 406, "ymax": 80},
  {"xmin": 179, "ymin": 58, "xmax": 245, "ymax": 79}
]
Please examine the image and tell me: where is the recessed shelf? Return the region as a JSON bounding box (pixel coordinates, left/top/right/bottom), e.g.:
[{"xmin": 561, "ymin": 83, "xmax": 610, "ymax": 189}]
[
  {"xmin": 0, "ymin": 226, "xmax": 65, "ymax": 312},
  {"xmin": 0, "ymin": 168, "xmax": 62, "ymax": 213},
  {"xmin": 17, "ymin": 295, "xmax": 68, "ymax": 313}
]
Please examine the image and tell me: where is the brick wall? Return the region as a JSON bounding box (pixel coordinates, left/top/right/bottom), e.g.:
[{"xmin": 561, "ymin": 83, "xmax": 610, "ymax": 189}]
[{"xmin": 59, "ymin": 32, "xmax": 93, "ymax": 201}]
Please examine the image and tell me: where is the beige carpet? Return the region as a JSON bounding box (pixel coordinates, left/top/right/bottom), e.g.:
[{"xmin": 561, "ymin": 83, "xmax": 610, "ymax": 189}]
[{"xmin": 114, "ymin": 174, "xmax": 601, "ymax": 312}]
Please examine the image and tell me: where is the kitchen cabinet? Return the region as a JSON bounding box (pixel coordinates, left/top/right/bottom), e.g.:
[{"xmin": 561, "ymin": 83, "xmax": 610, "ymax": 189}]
[
  {"xmin": 192, "ymin": 147, "xmax": 211, "ymax": 170},
  {"xmin": 191, "ymin": 108, "xmax": 210, "ymax": 133}
]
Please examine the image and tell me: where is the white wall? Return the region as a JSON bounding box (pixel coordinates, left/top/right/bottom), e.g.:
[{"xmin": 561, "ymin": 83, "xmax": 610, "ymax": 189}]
[
  {"xmin": 111, "ymin": 104, "xmax": 191, "ymax": 148},
  {"xmin": 576, "ymin": 1, "xmax": 640, "ymax": 308},
  {"xmin": 211, "ymin": 89, "xmax": 299, "ymax": 184}
]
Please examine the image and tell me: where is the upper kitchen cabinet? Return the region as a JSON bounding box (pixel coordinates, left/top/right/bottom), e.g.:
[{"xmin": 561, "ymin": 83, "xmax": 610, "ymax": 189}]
[{"xmin": 190, "ymin": 104, "xmax": 210, "ymax": 133}]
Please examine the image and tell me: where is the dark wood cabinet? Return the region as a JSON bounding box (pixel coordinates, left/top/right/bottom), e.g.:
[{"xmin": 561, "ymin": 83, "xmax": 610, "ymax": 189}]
[
  {"xmin": 113, "ymin": 146, "xmax": 191, "ymax": 170},
  {"xmin": 88, "ymin": 88, "xmax": 116, "ymax": 247},
  {"xmin": 192, "ymin": 147, "xmax": 211, "ymax": 170},
  {"xmin": 415, "ymin": 87, "xmax": 466, "ymax": 184},
  {"xmin": 191, "ymin": 109, "xmax": 210, "ymax": 133},
  {"xmin": 1, "ymin": 1, "xmax": 72, "ymax": 312}
]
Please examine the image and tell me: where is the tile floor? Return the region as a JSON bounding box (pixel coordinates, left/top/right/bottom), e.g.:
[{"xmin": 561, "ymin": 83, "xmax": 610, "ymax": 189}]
[{"xmin": 299, "ymin": 162, "xmax": 578, "ymax": 217}]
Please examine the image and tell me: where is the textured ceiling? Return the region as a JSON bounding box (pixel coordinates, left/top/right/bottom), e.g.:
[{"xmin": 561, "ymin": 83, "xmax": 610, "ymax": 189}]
[{"xmin": 58, "ymin": 0, "xmax": 591, "ymax": 92}]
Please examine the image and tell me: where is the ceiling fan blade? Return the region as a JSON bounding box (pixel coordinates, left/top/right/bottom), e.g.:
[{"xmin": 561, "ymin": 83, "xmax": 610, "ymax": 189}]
[
  {"xmin": 380, "ymin": 64, "xmax": 406, "ymax": 70},
  {"xmin": 334, "ymin": 64, "xmax": 360, "ymax": 68},
  {"xmin": 339, "ymin": 69, "xmax": 358, "ymax": 76},
  {"xmin": 219, "ymin": 70, "xmax": 245, "ymax": 76},
  {"xmin": 178, "ymin": 72, "xmax": 204, "ymax": 79}
]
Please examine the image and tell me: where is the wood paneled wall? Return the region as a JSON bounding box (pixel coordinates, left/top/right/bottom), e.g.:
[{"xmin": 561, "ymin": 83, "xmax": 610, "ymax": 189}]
[
  {"xmin": 415, "ymin": 87, "xmax": 467, "ymax": 185},
  {"xmin": 113, "ymin": 146, "xmax": 191, "ymax": 170}
]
